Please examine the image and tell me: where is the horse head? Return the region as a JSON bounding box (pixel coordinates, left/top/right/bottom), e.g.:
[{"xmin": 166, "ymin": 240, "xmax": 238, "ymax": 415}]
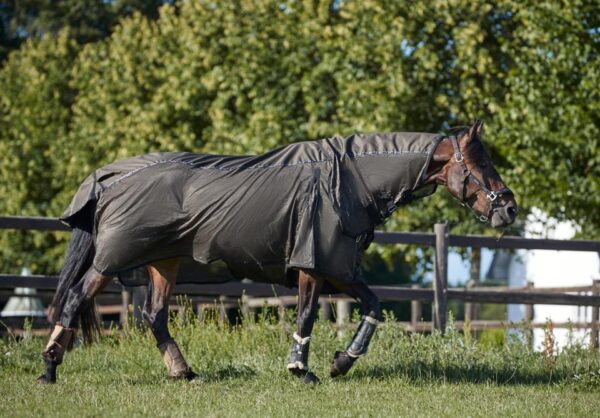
[{"xmin": 428, "ymin": 120, "xmax": 518, "ymax": 228}]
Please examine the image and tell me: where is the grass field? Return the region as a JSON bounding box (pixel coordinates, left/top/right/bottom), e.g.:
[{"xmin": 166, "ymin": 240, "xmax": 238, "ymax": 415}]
[{"xmin": 2, "ymin": 309, "xmax": 600, "ymax": 417}]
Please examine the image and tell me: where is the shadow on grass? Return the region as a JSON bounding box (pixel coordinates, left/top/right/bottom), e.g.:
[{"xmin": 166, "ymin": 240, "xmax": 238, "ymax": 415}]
[
  {"xmin": 198, "ymin": 364, "xmax": 257, "ymax": 382},
  {"xmin": 91, "ymin": 364, "xmax": 257, "ymax": 386},
  {"xmin": 349, "ymin": 362, "xmax": 567, "ymax": 386}
]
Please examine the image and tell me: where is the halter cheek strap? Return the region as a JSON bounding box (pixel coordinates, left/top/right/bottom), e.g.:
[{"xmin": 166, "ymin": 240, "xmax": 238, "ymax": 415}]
[{"xmin": 448, "ymin": 136, "xmax": 513, "ymax": 223}]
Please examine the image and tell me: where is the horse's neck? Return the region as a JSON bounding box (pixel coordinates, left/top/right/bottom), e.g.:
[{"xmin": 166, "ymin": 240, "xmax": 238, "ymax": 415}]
[{"xmin": 352, "ymin": 151, "xmax": 434, "ymax": 217}]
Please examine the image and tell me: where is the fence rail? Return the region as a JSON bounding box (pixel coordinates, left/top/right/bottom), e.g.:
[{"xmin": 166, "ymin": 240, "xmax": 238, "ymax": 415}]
[
  {"xmin": 3, "ymin": 273, "xmax": 599, "ymax": 306},
  {"xmin": 1, "ymin": 215, "xmax": 598, "ymax": 251},
  {"xmin": 1, "ymin": 216, "xmax": 599, "ymax": 344}
]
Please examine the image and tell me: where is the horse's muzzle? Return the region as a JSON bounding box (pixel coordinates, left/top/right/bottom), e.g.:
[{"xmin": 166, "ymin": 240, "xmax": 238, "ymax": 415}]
[{"xmin": 491, "ymin": 200, "xmax": 517, "ymax": 228}]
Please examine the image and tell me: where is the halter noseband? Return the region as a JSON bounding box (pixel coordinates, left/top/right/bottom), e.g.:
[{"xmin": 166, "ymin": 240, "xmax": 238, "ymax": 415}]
[{"xmin": 448, "ymin": 136, "xmax": 513, "ymax": 223}]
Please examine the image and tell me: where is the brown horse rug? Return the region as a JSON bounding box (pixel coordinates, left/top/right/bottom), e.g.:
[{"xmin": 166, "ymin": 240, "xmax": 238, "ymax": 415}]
[{"xmin": 61, "ymin": 132, "xmax": 441, "ymax": 287}]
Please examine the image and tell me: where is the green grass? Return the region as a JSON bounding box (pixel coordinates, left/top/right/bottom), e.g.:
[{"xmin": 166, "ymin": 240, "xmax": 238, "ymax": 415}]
[{"xmin": 2, "ymin": 310, "xmax": 600, "ymax": 417}]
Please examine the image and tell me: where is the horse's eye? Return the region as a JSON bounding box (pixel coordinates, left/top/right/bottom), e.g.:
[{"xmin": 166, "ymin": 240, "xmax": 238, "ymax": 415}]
[{"xmin": 478, "ymin": 161, "xmax": 488, "ymax": 168}]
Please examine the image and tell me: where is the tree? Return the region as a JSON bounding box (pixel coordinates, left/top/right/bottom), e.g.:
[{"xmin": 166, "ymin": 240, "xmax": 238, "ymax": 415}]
[
  {"xmin": 0, "ymin": 0, "xmax": 597, "ymax": 276},
  {"xmin": 0, "ymin": 0, "xmax": 166, "ymax": 63}
]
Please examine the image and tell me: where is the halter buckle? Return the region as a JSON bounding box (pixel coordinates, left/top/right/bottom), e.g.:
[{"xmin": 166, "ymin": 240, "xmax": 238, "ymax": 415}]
[
  {"xmin": 486, "ymin": 191, "xmax": 498, "ymax": 202},
  {"xmin": 479, "ymin": 215, "xmax": 489, "ymax": 222},
  {"xmin": 454, "ymin": 152, "xmax": 464, "ymax": 163}
]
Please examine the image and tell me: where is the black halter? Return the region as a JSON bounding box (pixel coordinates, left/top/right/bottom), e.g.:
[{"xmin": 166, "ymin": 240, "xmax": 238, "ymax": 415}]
[{"xmin": 448, "ymin": 136, "xmax": 513, "ymax": 223}]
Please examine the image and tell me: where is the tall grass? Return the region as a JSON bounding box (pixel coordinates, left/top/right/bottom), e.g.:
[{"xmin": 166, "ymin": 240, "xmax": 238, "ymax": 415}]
[
  {"xmin": 1, "ymin": 307, "xmax": 600, "ymax": 417},
  {"xmin": 3, "ymin": 307, "xmax": 598, "ymax": 388}
]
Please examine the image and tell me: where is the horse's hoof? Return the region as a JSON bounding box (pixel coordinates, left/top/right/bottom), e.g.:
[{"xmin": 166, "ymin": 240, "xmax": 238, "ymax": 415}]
[
  {"xmin": 289, "ymin": 368, "xmax": 320, "ymax": 384},
  {"xmin": 184, "ymin": 369, "xmax": 199, "ymax": 381},
  {"xmin": 330, "ymin": 351, "xmax": 356, "ymax": 378},
  {"xmin": 36, "ymin": 374, "xmax": 56, "ymax": 384},
  {"xmin": 170, "ymin": 368, "xmax": 199, "ymax": 381}
]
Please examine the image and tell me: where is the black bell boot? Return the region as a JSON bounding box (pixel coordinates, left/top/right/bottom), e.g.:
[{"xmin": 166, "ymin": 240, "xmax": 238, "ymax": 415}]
[
  {"xmin": 331, "ymin": 315, "xmax": 378, "ymax": 377},
  {"xmin": 287, "ymin": 333, "xmax": 319, "ymax": 384}
]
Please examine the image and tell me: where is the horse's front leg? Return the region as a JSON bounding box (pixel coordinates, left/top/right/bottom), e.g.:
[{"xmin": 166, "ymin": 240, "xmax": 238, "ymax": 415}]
[
  {"xmin": 287, "ymin": 269, "xmax": 323, "ymax": 384},
  {"xmin": 328, "ymin": 280, "xmax": 381, "ymax": 378}
]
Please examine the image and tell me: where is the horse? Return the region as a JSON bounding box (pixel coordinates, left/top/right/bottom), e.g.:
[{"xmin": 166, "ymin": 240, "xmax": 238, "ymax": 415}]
[{"xmin": 37, "ymin": 120, "xmax": 517, "ymax": 384}]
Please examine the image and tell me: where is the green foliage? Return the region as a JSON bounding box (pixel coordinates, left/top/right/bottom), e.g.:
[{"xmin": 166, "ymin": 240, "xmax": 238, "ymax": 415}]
[
  {"xmin": 0, "ymin": 0, "xmax": 597, "ymax": 274},
  {"xmin": 2, "ymin": 315, "xmax": 600, "ymax": 416},
  {"xmin": 0, "ymin": 0, "xmax": 165, "ymax": 62},
  {"xmin": 480, "ymin": 328, "xmax": 507, "ymax": 348}
]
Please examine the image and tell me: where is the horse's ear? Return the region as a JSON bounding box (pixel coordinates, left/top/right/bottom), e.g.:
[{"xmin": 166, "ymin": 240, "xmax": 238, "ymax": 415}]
[{"xmin": 469, "ymin": 120, "xmax": 484, "ymax": 138}]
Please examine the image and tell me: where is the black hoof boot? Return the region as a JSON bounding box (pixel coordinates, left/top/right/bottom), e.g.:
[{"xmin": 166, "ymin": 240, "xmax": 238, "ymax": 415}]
[
  {"xmin": 169, "ymin": 367, "xmax": 199, "ymax": 381},
  {"xmin": 37, "ymin": 359, "xmax": 57, "ymax": 384},
  {"xmin": 330, "ymin": 351, "xmax": 357, "ymax": 378},
  {"xmin": 290, "ymin": 368, "xmax": 320, "ymax": 384},
  {"xmin": 183, "ymin": 368, "xmax": 199, "ymax": 381},
  {"xmin": 36, "ymin": 374, "xmax": 56, "ymax": 384}
]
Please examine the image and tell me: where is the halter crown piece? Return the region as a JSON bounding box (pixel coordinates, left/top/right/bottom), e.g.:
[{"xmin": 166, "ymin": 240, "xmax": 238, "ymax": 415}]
[{"xmin": 448, "ymin": 136, "xmax": 513, "ymax": 223}]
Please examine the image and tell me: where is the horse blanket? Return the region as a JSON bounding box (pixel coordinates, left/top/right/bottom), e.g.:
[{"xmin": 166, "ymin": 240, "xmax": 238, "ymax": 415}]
[{"xmin": 61, "ymin": 132, "xmax": 440, "ymax": 287}]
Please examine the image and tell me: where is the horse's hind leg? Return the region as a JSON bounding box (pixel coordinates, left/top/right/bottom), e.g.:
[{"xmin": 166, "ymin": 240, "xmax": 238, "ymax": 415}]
[
  {"xmin": 287, "ymin": 270, "xmax": 323, "ymax": 384},
  {"xmin": 37, "ymin": 268, "xmax": 112, "ymax": 384},
  {"xmin": 144, "ymin": 258, "xmax": 197, "ymax": 380},
  {"xmin": 327, "ymin": 279, "xmax": 381, "ymax": 378}
]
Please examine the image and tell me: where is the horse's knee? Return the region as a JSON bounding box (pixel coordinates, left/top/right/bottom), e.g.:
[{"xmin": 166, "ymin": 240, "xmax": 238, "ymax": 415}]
[
  {"xmin": 363, "ymin": 293, "xmax": 381, "ymax": 320},
  {"xmin": 371, "ymin": 297, "xmax": 381, "ymax": 319}
]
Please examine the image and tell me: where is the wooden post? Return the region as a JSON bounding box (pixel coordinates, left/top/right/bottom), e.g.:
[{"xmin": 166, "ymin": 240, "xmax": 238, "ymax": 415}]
[
  {"xmin": 465, "ymin": 247, "xmax": 481, "ymax": 323},
  {"xmin": 240, "ymin": 294, "xmax": 250, "ymax": 319},
  {"xmin": 591, "ymin": 279, "xmax": 600, "ymax": 349},
  {"xmin": 411, "ymin": 284, "xmax": 421, "ymax": 332},
  {"xmin": 130, "ymin": 286, "xmax": 145, "ymax": 328},
  {"xmin": 120, "ymin": 289, "xmax": 129, "ymax": 326},
  {"xmin": 336, "ymin": 300, "xmax": 350, "ymax": 338},
  {"xmin": 524, "ymin": 281, "xmax": 534, "ymax": 322},
  {"xmin": 432, "ymin": 223, "xmax": 448, "ymax": 334},
  {"xmin": 524, "ymin": 281, "xmax": 534, "ymax": 348},
  {"xmin": 319, "ymin": 299, "xmax": 332, "ymax": 321},
  {"xmin": 218, "ymin": 295, "xmax": 227, "ymax": 323}
]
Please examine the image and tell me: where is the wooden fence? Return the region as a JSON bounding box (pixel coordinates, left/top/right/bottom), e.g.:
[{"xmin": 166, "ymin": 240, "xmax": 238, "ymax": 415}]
[{"xmin": 1, "ymin": 216, "xmax": 599, "ymax": 344}]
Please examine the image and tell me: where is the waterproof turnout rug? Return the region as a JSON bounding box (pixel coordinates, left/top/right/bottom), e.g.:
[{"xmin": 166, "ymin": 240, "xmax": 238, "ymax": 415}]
[{"xmin": 62, "ymin": 133, "xmax": 441, "ymax": 287}]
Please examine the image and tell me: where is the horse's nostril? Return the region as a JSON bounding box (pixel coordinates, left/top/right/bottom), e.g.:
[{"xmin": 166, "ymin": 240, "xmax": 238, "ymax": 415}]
[{"xmin": 506, "ymin": 206, "xmax": 517, "ymax": 218}]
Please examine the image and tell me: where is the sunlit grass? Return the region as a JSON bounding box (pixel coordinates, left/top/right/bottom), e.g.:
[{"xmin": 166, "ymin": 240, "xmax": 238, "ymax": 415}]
[{"xmin": 2, "ymin": 309, "xmax": 600, "ymax": 417}]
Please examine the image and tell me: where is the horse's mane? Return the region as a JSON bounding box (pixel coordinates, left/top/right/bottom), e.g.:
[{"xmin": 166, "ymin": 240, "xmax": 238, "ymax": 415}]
[{"xmin": 446, "ymin": 125, "xmax": 470, "ymax": 137}]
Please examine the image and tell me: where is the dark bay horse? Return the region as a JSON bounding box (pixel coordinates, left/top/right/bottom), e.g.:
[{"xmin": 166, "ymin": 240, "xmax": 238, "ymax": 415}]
[{"xmin": 37, "ymin": 121, "xmax": 517, "ymax": 384}]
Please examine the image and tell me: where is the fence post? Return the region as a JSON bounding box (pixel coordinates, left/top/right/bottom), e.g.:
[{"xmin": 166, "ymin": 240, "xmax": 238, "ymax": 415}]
[
  {"xmin": 319, "ymin": 299, "xmax": 332, "ymax": 321},
  {"xmin": 432, "ymin": 223, "xmax": 448, "ymax": 334},
  {"xmin": 465, "ymin": 247, "xmax": 481, "ymax": 324},
  {"xmin": 524, "ymin": 281, "xmax": 534, "ymax": 348},
  {"xmin": 336, "ymin": 300, "xmax": 350, "ymax": 338},
  {"xmin": 524, "ymin": 281, "xmax": 534, "ymax": 322},
  {"xmin": 120, "ymin": 289, "xmax": 129, "ymax": 326},
  {"xmin": 130, "ymin": 286, "xmax": 145, "ymax": 328},
  {"xmin": 411, "ymin": 284, "xmax": 421, "ymax": 332},
  {"xmin": 591, "ymin": 280, "xmax": 600, "ymax": 349}
]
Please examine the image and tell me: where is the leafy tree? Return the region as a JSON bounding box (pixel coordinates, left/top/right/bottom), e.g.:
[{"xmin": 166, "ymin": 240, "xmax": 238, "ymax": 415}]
[
  {"xmin": 0, "ymin": 0, "xmax": 165, "ymax": 62},
  {"xmin": 0, "ymin": 31, "xmax": 79, "ymax": 270},
  {"xmin": 0, "ymin": 0, "xmax": 597, "ymax": 277}
]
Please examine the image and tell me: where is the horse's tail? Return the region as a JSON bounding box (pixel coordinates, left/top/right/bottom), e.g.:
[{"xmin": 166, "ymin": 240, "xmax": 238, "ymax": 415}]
[{"xmin": 50, "ymin": 202, "xmax": 100, "ymax": 344}]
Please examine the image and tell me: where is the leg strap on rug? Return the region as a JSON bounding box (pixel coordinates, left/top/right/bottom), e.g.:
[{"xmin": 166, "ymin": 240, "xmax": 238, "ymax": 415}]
[
  {"xmin": 287, "ymin": 333, "xmax": 311, "ymax": 370},
  {"xmin": 346, "ymin": 315, "xmax": 378, "ymax": 358},
  {"xmin": 41, "ymin": 323, "xmax": 76, "ymax": 365},
  {"xmin": 158, "ymin": 339, "xmax": 192, "ymax": 378}
]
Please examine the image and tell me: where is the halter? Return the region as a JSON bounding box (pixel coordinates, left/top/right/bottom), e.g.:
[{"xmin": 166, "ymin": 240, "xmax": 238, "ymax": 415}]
[{"xmin": 448, "ymin": 136, "xmax": 513, "ymax": 223}]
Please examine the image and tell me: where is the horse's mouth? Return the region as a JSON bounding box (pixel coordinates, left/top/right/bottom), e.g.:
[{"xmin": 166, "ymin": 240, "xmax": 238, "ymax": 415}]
[{"xmin": 490, "ymin": 205, "xmax": 517, "ymax": 228}]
